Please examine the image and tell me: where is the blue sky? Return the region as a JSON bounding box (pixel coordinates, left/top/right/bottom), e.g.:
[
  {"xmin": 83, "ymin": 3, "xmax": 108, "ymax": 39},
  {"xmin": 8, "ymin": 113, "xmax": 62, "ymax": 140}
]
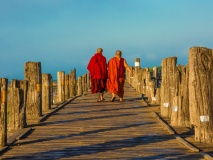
[{"xmin": 0, "ymin": 0, "xmax": 213, "ymax": 80}]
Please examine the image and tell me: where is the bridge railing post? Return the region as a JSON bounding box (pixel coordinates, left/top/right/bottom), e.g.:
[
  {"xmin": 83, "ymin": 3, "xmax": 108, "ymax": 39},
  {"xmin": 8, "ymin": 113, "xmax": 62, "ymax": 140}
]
[
  {"xmin": 42, "ymin": 74, "xmax": 52, "ymax": 112},
  {"xmin": 69, "ymin": 69, "xmax": 76, "ymax": 97},
  {"xmin": 0, "ymin": 78, "xmax": 8, "ymax": 147},
  {"xmin": 87, "ymin": 73, "xmax": 91, "ymax": 92},
  {"xmin": 77, "ymin": 76, "xmax": 83, "ymax": 95},
  {"xmin": 188, "ymin": 47, "xmax": 213, "ymax": 143},
  {"xmin": 9, "ymin": 80, "xmax": 27, "ymax": 132},
  {"xmin": 82, "ymin": 74, "xmax": 86, "ymax": 93},
  {"xmin": 57, "ymin": 71, "xmax": 65, "ymax": 103},
  {"xmin": 160, "ymin": 57, "xmax": 177, "ymax": 118},
  {"xmin": 170, "ymin": 65, "xmax": 190, "ymax": 127},
  {"xmin": 65, "ymin": 74, "xmax": 70, "ymax": 100},
  {"xmin": 24, "ymin": 62, "xmax": 42, "ymax": 123}
]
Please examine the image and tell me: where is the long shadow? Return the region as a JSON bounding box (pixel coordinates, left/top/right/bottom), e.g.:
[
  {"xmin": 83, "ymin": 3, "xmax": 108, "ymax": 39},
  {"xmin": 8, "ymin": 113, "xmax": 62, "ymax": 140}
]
[
  {"xmin": 14, "ymin": 122, "xmax": 154, "ymax": 146},
  {"xmin": 67, "ymin": 102, "xmax": 114, "ymax": 108},
  {"xmin": 130, "ymin": 152, "xmax": 203, "ymax": 160},
  {"xmin": 53, "ymin": 106, "xmax": 144, "ymax": 116},
  {"xmin": 29, "ymin": 113, "xmax": 137, "ymax": 127},
  {"xmin": 3, "ymin": 134, "xmax": 184, "ymax": 159}
]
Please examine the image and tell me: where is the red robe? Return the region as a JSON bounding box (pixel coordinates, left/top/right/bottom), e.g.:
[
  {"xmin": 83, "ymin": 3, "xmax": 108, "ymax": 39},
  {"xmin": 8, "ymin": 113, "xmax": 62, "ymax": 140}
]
[
  {"xmin": 87, "ymin": 53, "xmax": 107, "ymax": 93},
  {"xmin": 107, "ymin": 57, "xmax": 125, "ymax": 98}
]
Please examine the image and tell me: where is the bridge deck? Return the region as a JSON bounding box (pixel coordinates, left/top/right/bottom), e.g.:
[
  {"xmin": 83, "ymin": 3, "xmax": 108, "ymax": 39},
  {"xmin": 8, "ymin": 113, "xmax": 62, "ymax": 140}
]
[{"xmin": 1, "ymin": 84, "xmax": 205, "ymax": 159}]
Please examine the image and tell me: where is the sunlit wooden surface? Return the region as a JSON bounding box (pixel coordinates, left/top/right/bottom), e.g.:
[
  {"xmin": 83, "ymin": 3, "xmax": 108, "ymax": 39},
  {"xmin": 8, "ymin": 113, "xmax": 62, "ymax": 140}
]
[{"xmin": 1, "ymin": 84, "xmax": 204, "ymax": 159}]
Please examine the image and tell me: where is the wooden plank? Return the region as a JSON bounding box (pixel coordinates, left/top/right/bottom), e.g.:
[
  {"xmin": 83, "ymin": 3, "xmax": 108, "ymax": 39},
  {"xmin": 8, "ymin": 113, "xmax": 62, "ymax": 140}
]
[{"xmin": 0, "ymin": 84, "xmax": 206, "ymax": 159}]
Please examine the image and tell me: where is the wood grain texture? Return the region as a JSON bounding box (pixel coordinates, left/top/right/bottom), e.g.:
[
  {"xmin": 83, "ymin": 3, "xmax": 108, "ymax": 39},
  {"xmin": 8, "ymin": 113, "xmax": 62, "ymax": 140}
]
[
  {"xmin": 189, "ymin": 47, "xmax": 213, "ymax": 143},
  {"xmin": 0, "ymin": 78, "xmax": 8, "ymax": 147},
  {"xmin": 24, "ymin": 62, "xmax": 42, "ymax": 122},
  {"xmin": 0, "ymin": 84, "xmax": 204, "ymax": 159},
  {"xmin": 160, "ymin": 57, "xmax": 177, "ymax": 118}
]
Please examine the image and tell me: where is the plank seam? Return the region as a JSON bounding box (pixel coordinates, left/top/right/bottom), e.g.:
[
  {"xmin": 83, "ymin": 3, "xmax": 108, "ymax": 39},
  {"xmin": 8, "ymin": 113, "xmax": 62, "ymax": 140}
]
[{"xmin": 152, "ymin": 112, "xmax": 213, "ymax": 159}]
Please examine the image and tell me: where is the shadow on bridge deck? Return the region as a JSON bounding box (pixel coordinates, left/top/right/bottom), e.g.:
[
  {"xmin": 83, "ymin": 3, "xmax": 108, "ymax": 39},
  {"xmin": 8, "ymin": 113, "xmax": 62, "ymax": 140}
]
[{"xmin": 0, "ymin": 83, "xmax": 208, "ymax": 159}]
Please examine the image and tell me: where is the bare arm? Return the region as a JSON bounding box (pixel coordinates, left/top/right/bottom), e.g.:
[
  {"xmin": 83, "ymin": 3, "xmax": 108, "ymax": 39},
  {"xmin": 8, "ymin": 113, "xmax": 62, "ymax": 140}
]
[{"xmin": 124, "ymin": 60, "xmax": 133, "ymax": 76}]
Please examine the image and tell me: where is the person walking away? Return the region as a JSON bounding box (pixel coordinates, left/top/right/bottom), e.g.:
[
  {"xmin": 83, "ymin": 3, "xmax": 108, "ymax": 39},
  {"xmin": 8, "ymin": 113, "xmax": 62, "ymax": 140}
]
[
  {"xmin": 107, "ymin": 50, "xmax": 132, "ymax": 102},
  {"xmin": 87, "ymin": 48, "xmax": 107, "ymax": 102}
]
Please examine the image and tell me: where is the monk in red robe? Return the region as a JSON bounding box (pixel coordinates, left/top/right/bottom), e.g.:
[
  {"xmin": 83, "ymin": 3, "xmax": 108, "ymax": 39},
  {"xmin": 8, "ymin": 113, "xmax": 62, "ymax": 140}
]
[
  {"xmin": 87, "ymin": 48, "xmax": 107, "ymax": 102},
  {"xmin": 107, "ymin": 50, "xmax": 132, "ymax": 102}
]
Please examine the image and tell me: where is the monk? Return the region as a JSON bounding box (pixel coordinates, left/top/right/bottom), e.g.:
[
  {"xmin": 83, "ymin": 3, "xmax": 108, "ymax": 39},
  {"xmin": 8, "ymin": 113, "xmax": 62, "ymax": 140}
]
[
  {"xmin": 87, "ymin": 48, "xmax": 107, "ymax": 102},
  {"xmin": 107, "ymin": 50, "xmax": 132, "ymax": 102}
]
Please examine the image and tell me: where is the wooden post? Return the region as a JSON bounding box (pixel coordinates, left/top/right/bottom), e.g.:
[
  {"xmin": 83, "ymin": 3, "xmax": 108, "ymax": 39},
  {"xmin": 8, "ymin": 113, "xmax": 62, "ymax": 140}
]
[
  {"xmin": 86, "ymin": 73, "xmax": 90, "ymax": 92},
  {"xmin": 50, "ymin": 76, "xmax": 53, "ymax": 105},
  {"xmin": 149, "ymin": 80, "xmax": 156, "ymax": 104},
  {"xmin": 129, "ymin": 67, "xmax": 134, "ymax": 86},
  {"xmin": 155, "ymin": 88, "xmax": 161, "ymax": 105},
  {"xmin": 84, "ymin": 74, "xmax": 88, "ymax": 92},
  {"xmin": 160, "ymin": 57, "xmax": 177, "ymax": 118},
  {"xmin": 140, "ymin": 69, "xmax": 146, "ymax": 95},
  {"xmin": 24, "ymin": 62, "xmax": 42, "ymax": 122},
  {"xmin": 69, "ymin": 69, "xmax": 76, "ymax": 97},
  {"xmin": 136, "ymin": 69, "xmax": 142, "ymax": 93},
  {"xmin": 82, "ymin": 74, "xmax": 85, "ymax": 93},
  {"xmin": 52, "ymin": 81, "xmax": 57, "ymax": 104},
  {"xmin": 42, "ymin": 74, "xmax": 52, "ymax": 112},
  {"xmin": 188, "ymin": 47, "xmax": 213, "ymax": 143},
  {"xmin": 9, "ymin": 80, "xmax": 27, "ymax": 131},
  {"xmin": 135, "ymin": 58, "xmax": 140, "ymax": 71},
  {"xmin": 0, "ymin": 78, "xmax": 8, "ymax": 147},
  {"xmin": 180, "ymin": 65, "xmax": 190, "ymax": 127},
  {"xmin": 65, "ymin": 74, "xmax": 69, "ymax": 100},
  {"xmin": 145, "ymin": 70, "xmax": 153, "ymax": 102},
  {"xmin": 152, "ymin": 67, "xmax": 158, "ymax": 79},
  {"xmin": 77, "ymin": 76, "xmax": 83, "ymax": 95},
  {"xmin": 170, "ymin": 65, "xmax": 190, "ymax": 127},
  {"xmin": 132, "ymin": 67, "xmax": 138, "ymax": 89},
  {"xmin": 57, "ymin": 71, "xmax": 65, "ymax": 103}
]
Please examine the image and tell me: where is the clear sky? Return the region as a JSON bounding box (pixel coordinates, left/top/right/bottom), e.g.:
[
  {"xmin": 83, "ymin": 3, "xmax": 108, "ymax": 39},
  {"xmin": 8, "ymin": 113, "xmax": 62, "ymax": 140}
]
[{"xmin": 0, "ymin": 0, "xmax": 213, "ymax": 80}]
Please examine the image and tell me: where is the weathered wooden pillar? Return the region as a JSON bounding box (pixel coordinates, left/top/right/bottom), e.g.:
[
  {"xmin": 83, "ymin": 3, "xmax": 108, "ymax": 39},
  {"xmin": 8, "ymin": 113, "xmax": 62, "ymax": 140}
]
[
  {"xmin": 180, "ymin": 65, "xmax": 190, "ymax": 127},
  {"xmin": 160, "ymin": 57, "xmax": 177, "ymax": 118},
  {"xmin": 136, "ymin": 69, "xmax": 142, "ymax": 93},
  {"xmin": 84, "ymin": 74, "xmax": 88, "ymax": 92},
  {"xmin": 132, "ymin": 67, "xmax": 138, "ymax": 89},
  {"xmin": 140, "ymin": 69, "xmax": 146, "ymax": 95},
  {"xmin": 65, "ymin": 74, "xmax": 69, "ymax": 100},
  {"xmin": 57, "ymin": 71, "xmax": 65, "ymax": 103},
  {"xmin": 149, "ymin": 80, "xmax": 156, "ymax": 104},
  {"xmin": 135, "ymin": 58, "xmax": 140, "ymax": 71},
  {"xmin": 69, "ymin": 69, "xmax": 76, "ymax": 97},
  {"xmin": 87, "ymin": 73, "xmax": 90, "ymax": 91},
  {"xmin": 52, "ymin": 81, "xmax": 57, "ymax": 104},
  {"xmin": 9, "ymin": 79, "xmax": 27, "ymax": 131},
  {"xmin": 155, "ymin": 88, "xmax": 161, "ymax": 105},
  {"xmin": 0, "ymin": 78, "xmax": 8, "ymax": 147},
  {"xmin": 145, "ymin": 70, "xmax": 153, "ymax": 102},
  {"xmin": 152, "ymin": 67, "xmax": 158, "ymax": 79},
  {"xmin": 170, "ymin": 65, "xmax": 190, "ymax": 127},
  {"xmin": 82, "ymin": 74, "xmax": 86, "ymax": 93},
  {"xmin": 129, "ymin": 67, "xmax": 134, "ymax": 86},
  {"xmin": 77, "ymin": 76, "xmax": 83, "ymax": 95},
  {"xmin": 42, "ymin": 74, "xmax": 52, "ymax": 112},
  {"xmin": 50, "ymin": 76, "xmax": 53, "ymax": 105},
  {"xmin": 24, "ymin": 62, "xmax": 42, "ymax": 122},
  {"xmin": 189, "ymin": 47, "xmax": 213, "ymax": 143}
]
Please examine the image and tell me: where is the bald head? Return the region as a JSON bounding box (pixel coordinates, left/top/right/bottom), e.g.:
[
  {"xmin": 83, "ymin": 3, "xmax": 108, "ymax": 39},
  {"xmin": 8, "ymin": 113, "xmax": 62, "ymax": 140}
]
[
  {"xmin": 97, "ymin": 48, "xmax": 103, "ymax": 53},
  {"xmin": 115, "ymin": 50, "xmax": 122, "ymax": 58}
]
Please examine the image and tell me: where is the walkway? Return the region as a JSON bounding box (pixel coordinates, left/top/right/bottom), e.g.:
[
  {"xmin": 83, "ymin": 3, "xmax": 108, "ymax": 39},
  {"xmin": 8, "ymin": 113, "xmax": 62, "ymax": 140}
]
[{"xmin": 1, "ymin": 84, "xmax": 204, "ymax": 159}]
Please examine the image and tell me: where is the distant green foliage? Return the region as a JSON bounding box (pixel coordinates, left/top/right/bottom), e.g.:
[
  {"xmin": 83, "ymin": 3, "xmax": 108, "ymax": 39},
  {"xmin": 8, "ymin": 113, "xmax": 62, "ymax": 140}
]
[{"xmin": 157, "ymin": 66, "xmax": 162, "ymax": 73}]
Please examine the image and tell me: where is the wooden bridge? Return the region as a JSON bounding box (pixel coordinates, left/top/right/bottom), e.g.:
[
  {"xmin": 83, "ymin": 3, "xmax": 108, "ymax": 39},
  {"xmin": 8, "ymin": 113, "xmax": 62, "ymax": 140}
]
[{"xmin": 1, "ymin": 83, "xmax": 213, "ymax": 159}]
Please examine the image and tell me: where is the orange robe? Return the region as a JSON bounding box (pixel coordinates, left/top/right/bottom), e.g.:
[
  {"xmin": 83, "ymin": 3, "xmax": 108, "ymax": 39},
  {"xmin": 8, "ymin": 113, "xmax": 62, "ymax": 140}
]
[{"xmin": 107, "ymin": 57, "xmax": 125, "ymax": 98}]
